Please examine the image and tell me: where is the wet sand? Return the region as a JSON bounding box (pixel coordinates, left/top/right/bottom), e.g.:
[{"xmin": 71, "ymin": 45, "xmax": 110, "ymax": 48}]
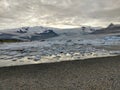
[{"xmin": 0, "ymin": 56, "xmax": 120, "ymax": 90}]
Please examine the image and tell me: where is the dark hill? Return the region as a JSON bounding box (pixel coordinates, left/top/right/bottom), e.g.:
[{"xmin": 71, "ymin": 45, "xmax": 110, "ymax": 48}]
[{"xmin": 91, "ymin": 23, "xmax": 120, "ymax": 34}]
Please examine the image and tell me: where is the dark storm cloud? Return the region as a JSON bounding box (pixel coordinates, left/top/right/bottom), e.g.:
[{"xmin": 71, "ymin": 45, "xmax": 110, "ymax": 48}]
[{"xmin": 0, "ymin": 0, "xmax": 120, "ymax": 29}]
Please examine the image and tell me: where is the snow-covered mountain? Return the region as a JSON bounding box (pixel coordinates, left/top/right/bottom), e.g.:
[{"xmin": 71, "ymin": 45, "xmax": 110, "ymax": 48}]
[
  {"xmin": 0, "ymin": 25, "xmax": 100, "ymax": 42},
  {"xmin": 1, "ymin": 23, "xmax": 120, "ymax": 43},
  {"xmin": 0, "ymin": 26, "xmax": 60, "ymax": 42}
]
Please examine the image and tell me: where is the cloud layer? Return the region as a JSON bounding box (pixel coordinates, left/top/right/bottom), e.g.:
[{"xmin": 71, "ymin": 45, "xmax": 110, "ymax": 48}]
[{"xmin": 0, "ymin": 0, "xmax": 120, "ymax": 29}]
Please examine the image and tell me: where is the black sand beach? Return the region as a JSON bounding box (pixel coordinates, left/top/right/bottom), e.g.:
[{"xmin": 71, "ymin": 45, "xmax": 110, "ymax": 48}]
[{"xmin": 0, "ymin": 56, "xmax": 120, "ymax": 90}]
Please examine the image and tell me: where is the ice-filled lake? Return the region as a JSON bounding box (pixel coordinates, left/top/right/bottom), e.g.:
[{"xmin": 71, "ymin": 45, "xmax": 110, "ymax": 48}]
[{"xmin": 0, "ymin": 32, "xmax": 120, "ymax": 67}]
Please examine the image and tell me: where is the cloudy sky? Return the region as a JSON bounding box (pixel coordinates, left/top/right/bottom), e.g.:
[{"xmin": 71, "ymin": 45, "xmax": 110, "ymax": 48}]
[{"xmin": 0, "ymin": 0, "xmax": 120, "ymax": 29}]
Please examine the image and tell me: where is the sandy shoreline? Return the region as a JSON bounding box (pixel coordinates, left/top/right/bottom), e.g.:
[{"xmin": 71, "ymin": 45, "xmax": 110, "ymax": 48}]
[{"xmin": 0, "ymin": 55, "xmax": 120, "ymax": 90}]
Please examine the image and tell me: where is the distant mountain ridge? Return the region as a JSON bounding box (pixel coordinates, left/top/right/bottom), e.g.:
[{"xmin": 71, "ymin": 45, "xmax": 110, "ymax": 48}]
[{"xmin": 91, "ymin": 23, "xmax": 120, "ymax": 34}]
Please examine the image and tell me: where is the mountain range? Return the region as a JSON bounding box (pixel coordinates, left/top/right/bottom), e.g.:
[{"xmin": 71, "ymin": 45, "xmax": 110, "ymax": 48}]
[{"xmin": 0, "ymin": 23, "xmax": 120, "ymax": 42}]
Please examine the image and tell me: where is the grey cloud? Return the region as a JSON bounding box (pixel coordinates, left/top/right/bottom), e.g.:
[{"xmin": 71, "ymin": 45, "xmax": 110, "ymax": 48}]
[
  {"xmin": 0, "ymin": 0, "xmax": 120, "ymax": 29},
  {"xmin": 91, "ymin": 7, "xmax": 120, "ymax": 19}
]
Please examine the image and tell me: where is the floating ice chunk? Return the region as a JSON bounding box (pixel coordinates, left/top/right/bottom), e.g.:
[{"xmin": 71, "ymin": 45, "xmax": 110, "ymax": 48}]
[
  {"xmin": 66, "ymin": 53, "xmax": 71, "ymax": 56},
  {"xmin": 34, "ymin": 55, "xmax": 41, "ymax": 61},
  {"xmin": 51, "ymin": 55, "xmax": 57, "ymax": 58}
]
